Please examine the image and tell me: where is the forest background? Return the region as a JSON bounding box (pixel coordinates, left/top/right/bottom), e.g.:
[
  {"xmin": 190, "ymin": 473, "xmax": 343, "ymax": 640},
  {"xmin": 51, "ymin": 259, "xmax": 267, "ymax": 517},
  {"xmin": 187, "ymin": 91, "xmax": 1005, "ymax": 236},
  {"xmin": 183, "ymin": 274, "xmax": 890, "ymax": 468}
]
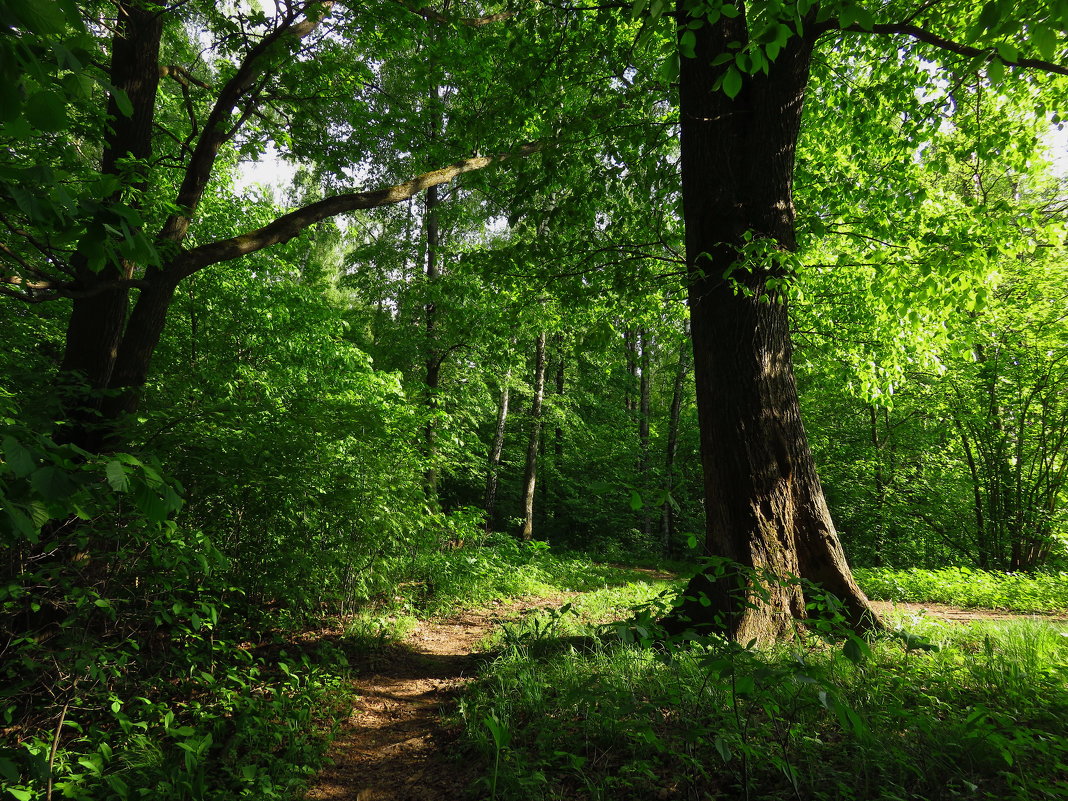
[{"xmin": 1, "ymin": 0, "xmax": 1068, "ymax": 799}]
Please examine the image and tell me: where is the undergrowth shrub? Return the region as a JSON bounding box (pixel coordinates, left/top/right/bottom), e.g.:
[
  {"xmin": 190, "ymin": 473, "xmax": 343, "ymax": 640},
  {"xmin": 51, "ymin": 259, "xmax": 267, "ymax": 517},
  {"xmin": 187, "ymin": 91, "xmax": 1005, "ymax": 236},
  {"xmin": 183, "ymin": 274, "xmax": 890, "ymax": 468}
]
[{"xmin": 0, "ymin": 400, "xmax": 347, "ymax": 800}]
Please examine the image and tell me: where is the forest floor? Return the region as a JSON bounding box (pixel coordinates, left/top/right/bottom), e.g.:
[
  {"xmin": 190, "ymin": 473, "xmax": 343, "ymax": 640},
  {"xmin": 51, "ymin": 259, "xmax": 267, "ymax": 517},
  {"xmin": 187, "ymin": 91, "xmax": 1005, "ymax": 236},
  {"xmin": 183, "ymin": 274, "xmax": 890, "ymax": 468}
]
[
  {"xmin": 303, "ymin": 584, "xmax": 1065, "ymax": 801},
  {"xmin": 303, "ymin": 593, "xmax": 579, "ymax": 801}
]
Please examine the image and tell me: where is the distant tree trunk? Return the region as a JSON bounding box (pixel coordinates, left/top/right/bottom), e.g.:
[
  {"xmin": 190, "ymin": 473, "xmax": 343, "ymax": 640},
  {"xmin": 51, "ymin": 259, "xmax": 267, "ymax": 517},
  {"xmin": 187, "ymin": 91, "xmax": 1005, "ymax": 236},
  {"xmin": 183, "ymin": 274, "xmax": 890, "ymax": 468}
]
[
  {"xmin": 423, "ymin": 183, "xmax": 441, "ymax": 494},
  {"xmin": 484, "ymin": 366, "xmax": 511, "ymax": 532},
  {"xmin": 661, "ymin": 335, "xmax": 690, "ymax": 553},
  {"xmin": 638, "ymin": 328, "xmax": 652, "ymax": 538},
  {"xmin": 552, "ymin": 345, "xmax": 565, "ymax": 518},
  {"xmin": 519, "ymin": 332, "xmax": 547, "ymax": 541},
  {"xmin": 623, "ymin": 328, "xmax": 638, "ymax": 415},
  {"xmin": 670, "ymin": 4, "xmax": 879, "ymax": 640},
  {"xmin": 869, "ymin": 405, "xmax": 886, "ymax": 567}
]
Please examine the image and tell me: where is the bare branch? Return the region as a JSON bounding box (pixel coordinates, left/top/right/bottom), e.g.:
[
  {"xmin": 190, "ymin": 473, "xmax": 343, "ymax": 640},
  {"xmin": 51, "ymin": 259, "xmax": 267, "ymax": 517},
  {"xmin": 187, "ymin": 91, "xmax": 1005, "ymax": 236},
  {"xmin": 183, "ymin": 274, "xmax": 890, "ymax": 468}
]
[
  {"xmin": 0, "ymin": 217, "xmax": 72, "ymax": 277},
  {"xmin": 0, "ymin": 242, "xmax": 57, "ymax": 282}
]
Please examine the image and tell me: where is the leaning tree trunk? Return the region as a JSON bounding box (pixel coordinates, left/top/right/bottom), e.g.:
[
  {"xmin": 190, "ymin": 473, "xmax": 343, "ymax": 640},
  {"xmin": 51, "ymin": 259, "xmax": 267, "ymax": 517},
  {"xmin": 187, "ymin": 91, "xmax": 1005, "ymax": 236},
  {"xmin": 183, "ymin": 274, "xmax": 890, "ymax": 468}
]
[
  {"xmin": 673, "ymin": 3, "xmax": 879, "ymax": 641},
  {"xmin": 519, "ymin": 332, "xmax": 547, "ymax": 541}
]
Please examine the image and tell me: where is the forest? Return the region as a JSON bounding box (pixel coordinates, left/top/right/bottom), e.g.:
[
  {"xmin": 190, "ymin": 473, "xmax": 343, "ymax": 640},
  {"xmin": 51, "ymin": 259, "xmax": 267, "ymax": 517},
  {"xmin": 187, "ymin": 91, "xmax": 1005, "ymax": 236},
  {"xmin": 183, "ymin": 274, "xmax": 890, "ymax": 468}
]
[{"xmin": 1, "ymin": 0, "xmax": 1067, "ymax": 799}]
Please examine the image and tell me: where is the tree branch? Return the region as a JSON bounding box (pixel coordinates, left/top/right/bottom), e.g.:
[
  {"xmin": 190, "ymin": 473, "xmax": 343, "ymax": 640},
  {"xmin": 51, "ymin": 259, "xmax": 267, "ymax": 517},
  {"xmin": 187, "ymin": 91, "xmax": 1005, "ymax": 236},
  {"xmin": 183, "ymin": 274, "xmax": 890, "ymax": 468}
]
[
  {"xmin": 174, "ymin": 143, "xmax": 544, "ymax": 277},
  {"xmin": 0, "ymin": 273, "xmax": 149, "ymax": 301},
  {"xmin": 158, "ymin": 1, "xmax": 335, "ymax": 245},
  {"xmin": 820, "ymin": 20, "xmax": 1068, "ymax": 77},
  {"xmin": 159, "ymin": 64, "xmax": 211, "ymax": 90},
  {"xmin": 398, "ymin": 1, "xmax": 514, "ymax": 27}
]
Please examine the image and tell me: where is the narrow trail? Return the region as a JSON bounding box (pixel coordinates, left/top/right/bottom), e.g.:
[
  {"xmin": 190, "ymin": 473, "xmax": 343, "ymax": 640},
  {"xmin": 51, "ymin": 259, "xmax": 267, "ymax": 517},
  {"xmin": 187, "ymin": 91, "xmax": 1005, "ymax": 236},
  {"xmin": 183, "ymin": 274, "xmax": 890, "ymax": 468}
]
[
  {"xmin": 304, "ymin": 595, "xmax": 576, "ymax": 801},
  {"xmin": 304, "ymin": 578, "xmax": 1064, "ymax": 801},
  {"xmin": 871, "ymin": 599, "xmax": 1068, "ymax": 624}
]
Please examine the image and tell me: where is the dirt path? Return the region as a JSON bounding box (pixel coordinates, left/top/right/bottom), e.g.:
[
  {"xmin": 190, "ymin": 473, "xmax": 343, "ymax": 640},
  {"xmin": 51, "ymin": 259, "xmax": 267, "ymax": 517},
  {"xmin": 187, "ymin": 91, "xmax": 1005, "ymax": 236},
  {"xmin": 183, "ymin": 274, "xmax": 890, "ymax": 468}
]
[
  {"xmin": 870, "ymin": 600, "xmax": 1068, "ymax": 623},
  {"xmin": 304, "ymin": 596, "xmax": 576, "ymax": 801},
  {"xmin": 304, "ymin": 587, "xmax": 1064, "ymax": 800}
]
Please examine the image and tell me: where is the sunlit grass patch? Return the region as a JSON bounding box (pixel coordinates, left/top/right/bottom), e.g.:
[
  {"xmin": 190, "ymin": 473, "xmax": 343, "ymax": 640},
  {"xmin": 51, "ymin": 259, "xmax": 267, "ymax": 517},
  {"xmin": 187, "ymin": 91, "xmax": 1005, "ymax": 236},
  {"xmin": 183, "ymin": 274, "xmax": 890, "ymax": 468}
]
[
  {"xmin": 458, "ymin": 611, "xmax": 1068, "ymax": 800},
  {"xmin": 395, "ymin": 535, "xmax": 681, "ymax": 615},
  {"xmin": 856, "ymin": 566, "xmax": 1068, "ymax": 613}
]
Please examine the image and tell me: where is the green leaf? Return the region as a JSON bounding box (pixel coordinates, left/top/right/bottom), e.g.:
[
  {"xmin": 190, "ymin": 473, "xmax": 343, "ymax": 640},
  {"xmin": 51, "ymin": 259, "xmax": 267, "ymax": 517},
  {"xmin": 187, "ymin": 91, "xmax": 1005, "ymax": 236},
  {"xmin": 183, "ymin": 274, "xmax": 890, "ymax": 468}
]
[
  {"xmin": 1033, "ymin": 26, "xmax": 1058, "ymax": 60},
  {"xmin": 105, "ymin": 459, "xmax": 129, "ymax": 492},
  {"xmin": 132, "ymin": 483, "xmax": 169, "ymax": 522},
  {"xmin": 987, "ymin": 57, "xmax": 1005, "ymax": 83},
  {"xmin": 24, "ymin": 91, "xmax": 68, "ymax": 132},
  {"xmin": 30, "ymin": 466, "xmax": 76, "ymax": 500},
  {"xmin": 3, "ymin": 502, "xmax": 39, "ymax": 543},
  {"xmin": 8, "ymin": 0, "xmax": 69, "ymax": 34},
  {"xmin": 679, "ymin": 29, "xmax": 696, "ymax": 59},
  {"xmin": 0, "ymin": 78, "xmax": 22, "ymax": 125},
  {"xmin": 842, "ymin": 635, "xmax": 870, "ymax": 664},
  {"xmin": 722, "ymin": 66, "xmax": 742, "ymax": 98},
  {"xmin": 660, "ymin": 51, "xmax": 680, "ymax": 84},
  {"xmin": 112, "ymin": 88, "xmax": 133, "ymax": 118},
  {"xmin": 0, "ymin": 756, "xmax": 17, "ymax": 782},
  {"xmin": 853, "ymin": 6, "xmax": 875, "ymax": 31},
  {"xmin": 995, "ymin": 42, "xmax": 1018, "ymax": 62},
  {"xmin": 2, "ymin": 436, "xmax": 35, "ymax": 477}
]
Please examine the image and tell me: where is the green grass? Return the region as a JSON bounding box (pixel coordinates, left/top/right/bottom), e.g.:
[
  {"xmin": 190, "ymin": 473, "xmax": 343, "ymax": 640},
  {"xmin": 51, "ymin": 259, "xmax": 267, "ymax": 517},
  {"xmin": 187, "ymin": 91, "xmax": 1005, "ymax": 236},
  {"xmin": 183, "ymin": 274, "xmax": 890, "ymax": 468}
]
[
  {"xmin": 382, "ymin": 534, "xmax": 680, "ymax": 616},
  {"xmin": 857, "ymin": 566, "xmax": 1068, "ymax": 613},
  {"xmin": 455, "ymin": 571, "xmax": 1068, "ymax": 801}
]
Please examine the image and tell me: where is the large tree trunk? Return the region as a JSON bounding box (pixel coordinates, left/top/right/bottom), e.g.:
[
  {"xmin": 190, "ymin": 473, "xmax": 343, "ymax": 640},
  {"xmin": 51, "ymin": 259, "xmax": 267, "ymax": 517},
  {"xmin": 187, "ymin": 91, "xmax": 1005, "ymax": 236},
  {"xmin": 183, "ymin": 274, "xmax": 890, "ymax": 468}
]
[
  {"xmin": 673, "ymin": 3, "xmax": 879, "ymax": 640},
  {"xmin": 58, "ymin": 2, "xmax": 163, "ymax": 450},
  {"xmin": 519, "ymin": 332, "xmax": 547, "ymax": 541}
]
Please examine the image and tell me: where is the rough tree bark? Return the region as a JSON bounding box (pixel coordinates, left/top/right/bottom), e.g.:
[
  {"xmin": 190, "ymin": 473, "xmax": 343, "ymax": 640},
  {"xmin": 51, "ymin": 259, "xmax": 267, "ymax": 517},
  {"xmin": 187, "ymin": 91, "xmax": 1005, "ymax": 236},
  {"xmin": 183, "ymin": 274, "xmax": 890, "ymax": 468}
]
[
  {"xmin": 672, "ymin": 2, "xmax": 879, "ymax": 640},
  {"xmin": 58, "ymin": 2, "xmax": 163, "ymax": 449}
]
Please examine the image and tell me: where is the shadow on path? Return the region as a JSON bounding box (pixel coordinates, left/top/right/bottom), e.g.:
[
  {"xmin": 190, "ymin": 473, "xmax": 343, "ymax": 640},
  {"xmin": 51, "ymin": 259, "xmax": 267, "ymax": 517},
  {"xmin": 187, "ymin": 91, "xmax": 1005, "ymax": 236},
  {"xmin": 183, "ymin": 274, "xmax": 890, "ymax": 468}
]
[{"xmin": 304, "ymin": 597, "xmax": 577, "ymax": 801}]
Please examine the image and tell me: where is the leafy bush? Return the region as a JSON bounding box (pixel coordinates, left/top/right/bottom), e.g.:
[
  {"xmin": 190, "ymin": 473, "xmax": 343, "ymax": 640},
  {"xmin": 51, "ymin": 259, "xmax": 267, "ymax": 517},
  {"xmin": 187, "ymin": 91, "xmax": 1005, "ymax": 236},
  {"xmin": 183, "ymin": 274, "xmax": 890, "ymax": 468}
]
[{"xmin": 0, "ymin": 399, "xmax": 348, "ymax": 800}]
